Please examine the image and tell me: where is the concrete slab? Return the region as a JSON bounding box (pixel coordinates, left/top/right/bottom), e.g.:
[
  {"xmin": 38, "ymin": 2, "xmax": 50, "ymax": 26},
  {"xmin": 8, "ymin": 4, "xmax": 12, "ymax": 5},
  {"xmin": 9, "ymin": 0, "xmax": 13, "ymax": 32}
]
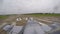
[
  {"xmin": 9, "ymin": 26, "xmax": 23, "ymax": 34},
  {"xmin": 38, "ymin": 22, "xmax": 52, "ymax": 32},
  {"xmin": 23, "ymin": 20, "xmax": 45, "ymax": 34}
]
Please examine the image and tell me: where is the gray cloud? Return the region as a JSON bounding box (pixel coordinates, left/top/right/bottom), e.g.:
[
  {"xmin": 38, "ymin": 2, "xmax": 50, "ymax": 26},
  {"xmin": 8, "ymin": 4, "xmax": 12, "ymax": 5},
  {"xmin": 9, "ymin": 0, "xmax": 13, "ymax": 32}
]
[{"xmin": 0, "ymin": 0, "xmax": 60, "ymax": 15}]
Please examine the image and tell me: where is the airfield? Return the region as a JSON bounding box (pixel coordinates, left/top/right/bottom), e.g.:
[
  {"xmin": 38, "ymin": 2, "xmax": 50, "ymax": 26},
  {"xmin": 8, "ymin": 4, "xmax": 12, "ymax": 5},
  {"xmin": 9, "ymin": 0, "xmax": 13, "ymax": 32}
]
[{"xmin": 0, "ymin": 13, "xmax": 60, "ymax": 34}]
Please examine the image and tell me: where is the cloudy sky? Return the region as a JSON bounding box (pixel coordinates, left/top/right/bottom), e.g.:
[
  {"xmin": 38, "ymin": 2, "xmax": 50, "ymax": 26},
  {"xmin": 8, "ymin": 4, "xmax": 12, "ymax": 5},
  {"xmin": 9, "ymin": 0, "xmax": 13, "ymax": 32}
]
[{"xmin": 0, "ymin": 0, "xmax": 60, "ymax": 15}]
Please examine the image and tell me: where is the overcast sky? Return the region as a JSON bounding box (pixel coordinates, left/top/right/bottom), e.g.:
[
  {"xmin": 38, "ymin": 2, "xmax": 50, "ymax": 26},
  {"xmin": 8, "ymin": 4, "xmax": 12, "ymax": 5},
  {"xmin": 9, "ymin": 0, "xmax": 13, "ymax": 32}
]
[{"xmin": 0, "ymin": 0, "xmax": 60, "ymax": 15}]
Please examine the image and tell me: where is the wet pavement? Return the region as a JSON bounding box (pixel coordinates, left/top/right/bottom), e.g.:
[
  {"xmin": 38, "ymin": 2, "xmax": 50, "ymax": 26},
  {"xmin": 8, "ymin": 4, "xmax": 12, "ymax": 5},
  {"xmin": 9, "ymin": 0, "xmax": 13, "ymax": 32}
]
[
  {"xmin": 49, "ymin": 30, "xmax": 60, "ymax": 34},
  {"xmin": 1, "ymin": 18, "xmax": 60, "ymax": 34}
]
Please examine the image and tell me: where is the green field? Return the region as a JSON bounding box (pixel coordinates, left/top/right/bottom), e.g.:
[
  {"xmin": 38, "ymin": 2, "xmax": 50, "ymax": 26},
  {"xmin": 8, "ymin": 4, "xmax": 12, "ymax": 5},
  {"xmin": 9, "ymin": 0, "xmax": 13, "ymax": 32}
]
[
  {"xmin": 0, "ymin": 13, "xmax": 60, "ymax": 19},
  {"xmin": 24, "ymin": 13, "xmax": 60, "ymax": 17},
  {"xmin": 0, "ymin": 15, "xmax": 9, "ymax": 19}
]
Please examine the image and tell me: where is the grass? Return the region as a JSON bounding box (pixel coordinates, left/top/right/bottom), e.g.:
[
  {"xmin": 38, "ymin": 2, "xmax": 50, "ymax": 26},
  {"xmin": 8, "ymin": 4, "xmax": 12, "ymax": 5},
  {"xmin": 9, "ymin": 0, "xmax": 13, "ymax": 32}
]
[
  {"xmin": 0, "ymin": 13, "xmax": 60, "ymax": 19},
  {"xmin": 0, "ymin": 15, "xmax": 9, "ymax": 19},
  {"xmin": 24, "ymin": 13, "xmax": 60, "ymax": 17}
]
